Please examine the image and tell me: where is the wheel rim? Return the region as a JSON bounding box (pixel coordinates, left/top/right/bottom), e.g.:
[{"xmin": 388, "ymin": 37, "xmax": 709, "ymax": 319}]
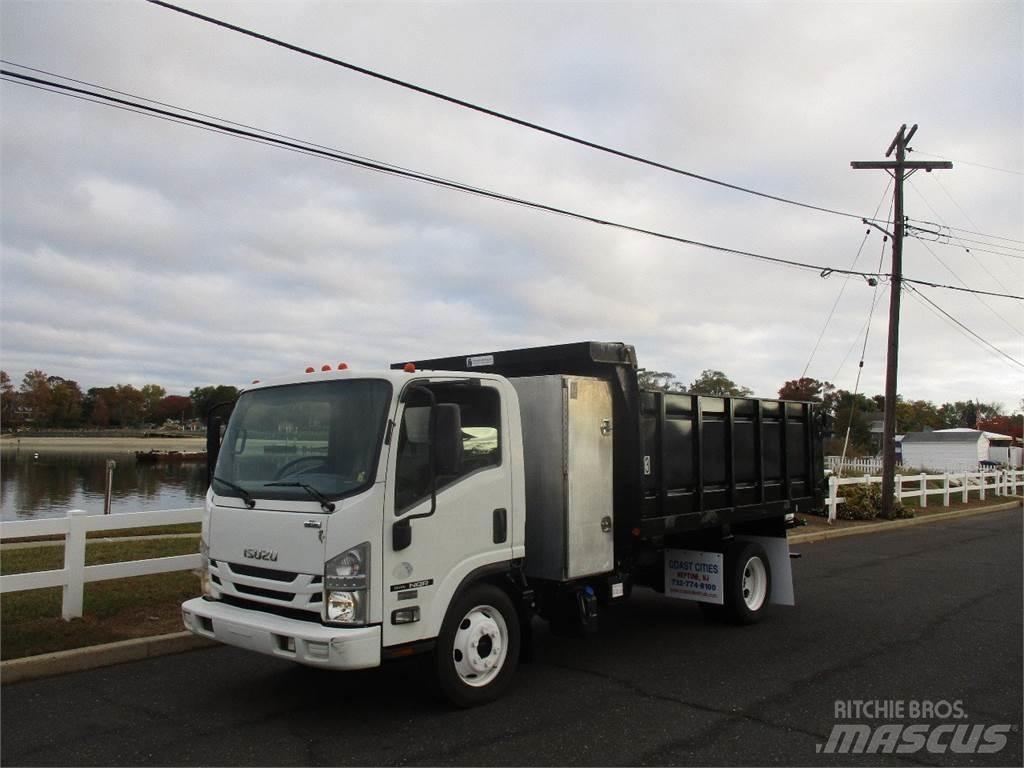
[
  {"xmin": 452, "ymin": 604, "xmax": 508, "ymax": 688},
  {"xmin": 741, "ymin": 556, "xmax": 768, "ymax": 611}
]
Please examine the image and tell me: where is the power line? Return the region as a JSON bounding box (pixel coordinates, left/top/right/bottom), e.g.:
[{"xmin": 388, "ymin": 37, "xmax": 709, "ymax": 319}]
[
  {"xmin": 910, "ymin": 237, "xmax": 1023, "ymax": 337},
  {"xmin": 144, "ymin": 0, "xmax": 870, "ymax": 222},
  {"xmin": 802, "ymin": 182, "xmax": 893, "ymax": 379},
  {"xmin": 908, "ymin": 148, "xmax": 1023, "ymax": 176},
  {"xmin": 904, "ymin": 285, "xmax": 1024, "ymax": 371},
  {"xmin": 4, "ymin": 68, "xmax": 1023, "ymax": 302},
  {"xmin": 907, "ymin": 178, "xmax": 1015, "ymax": 295},
  {"xmin": 907, "ymin": 220, "xmax": 1024, "ymax": 246},
  {"xmin": 906, "ymin": 227, "xmax": 1024, "ymax": 256}
]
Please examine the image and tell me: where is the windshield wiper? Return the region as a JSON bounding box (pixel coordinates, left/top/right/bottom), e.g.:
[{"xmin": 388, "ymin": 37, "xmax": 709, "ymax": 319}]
[
  {"xmin": 213, "ymin": 476, "xmax": 256, "ymax": 509},
  {"xmin": 265, "ymin": 481, "xmax": 336, "ymax": 513}
]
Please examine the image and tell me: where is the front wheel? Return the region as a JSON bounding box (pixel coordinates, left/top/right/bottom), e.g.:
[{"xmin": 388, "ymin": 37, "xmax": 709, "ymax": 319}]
[{"xmin": 435, "ymin": 583, "xmax": 520, "ymax": 707}]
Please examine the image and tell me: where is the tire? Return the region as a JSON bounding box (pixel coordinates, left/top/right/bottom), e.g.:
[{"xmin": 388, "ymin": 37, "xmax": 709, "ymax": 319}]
[
  {"xmin": 722, "ymin": 541, "xmax": 772, "ymax": 625},
  {"xmin": 435, "ymin": 583, "xmax": 520, "ymax": 707}
]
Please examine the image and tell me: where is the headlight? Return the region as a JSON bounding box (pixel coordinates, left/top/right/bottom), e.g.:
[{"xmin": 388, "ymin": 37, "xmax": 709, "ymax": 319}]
[
  {"xmin": 326, "ymin": 590, "xmax": 362, "ymax": 623},
  {"xmin": 324, "ymin": 543, "xmax": 369, "ymax": 625}
]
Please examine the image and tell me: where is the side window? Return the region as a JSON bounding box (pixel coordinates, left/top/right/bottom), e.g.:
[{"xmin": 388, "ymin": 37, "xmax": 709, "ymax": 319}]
[{"xmin": 394, "ymin": 384, "xmax": 501, "ymax": 513}]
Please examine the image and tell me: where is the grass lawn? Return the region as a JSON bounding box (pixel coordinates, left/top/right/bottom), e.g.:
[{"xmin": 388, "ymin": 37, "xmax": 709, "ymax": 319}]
[{"xmin": 1, "ymin": 537, "xmax": 201, "ymax": 660}]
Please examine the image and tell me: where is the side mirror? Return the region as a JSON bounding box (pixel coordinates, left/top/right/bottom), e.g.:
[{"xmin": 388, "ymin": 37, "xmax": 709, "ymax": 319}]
[
  {"xmin": 206, "ymin": 415, "xmax": 222, "ymax": 485},
  {"xmin": 205, "ymin": 401, "xmax": 236, "ymax": 485},
  {"xmin": 434, "ymin": 403, "xmax": 463, "ymax": 475}
]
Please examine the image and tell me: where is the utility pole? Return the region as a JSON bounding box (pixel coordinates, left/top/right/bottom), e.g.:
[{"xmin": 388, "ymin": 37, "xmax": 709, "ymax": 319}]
[{"xmin": 852, "ymin": 124, "xmax": 951, "ymax": 517}]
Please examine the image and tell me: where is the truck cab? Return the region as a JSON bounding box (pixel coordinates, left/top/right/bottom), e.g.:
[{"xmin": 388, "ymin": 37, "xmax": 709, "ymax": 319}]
[{"xmin": 182, "ymin": 367, "xmax": 528, "ymax": 705}]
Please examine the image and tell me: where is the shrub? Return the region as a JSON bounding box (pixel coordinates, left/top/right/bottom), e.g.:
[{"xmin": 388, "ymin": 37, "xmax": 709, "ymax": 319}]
[{"xmin": 837, "ymin": 482, "xmax": 911, "ymax": 521}]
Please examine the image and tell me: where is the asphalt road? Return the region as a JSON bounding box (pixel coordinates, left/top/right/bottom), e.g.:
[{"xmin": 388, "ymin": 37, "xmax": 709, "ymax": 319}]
[{"xmin": 3, "ymin": 507, "xmax": 1021, "ymax": 766}]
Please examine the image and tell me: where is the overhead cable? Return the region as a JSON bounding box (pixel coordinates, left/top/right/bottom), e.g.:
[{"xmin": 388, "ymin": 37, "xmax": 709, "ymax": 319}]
[
  {"xmin": 144, "ymin": 0, "xmax": 871, "ymax": 221},
  {"xmin": 4, "ymin": 68, "xmax": 1022, "ymax": 301}
]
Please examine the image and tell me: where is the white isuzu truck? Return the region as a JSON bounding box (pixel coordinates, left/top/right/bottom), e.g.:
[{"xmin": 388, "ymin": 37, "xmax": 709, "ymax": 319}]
[{"xmin": 182, "ymin": 341, "xmax": 825, "ymax": 706}]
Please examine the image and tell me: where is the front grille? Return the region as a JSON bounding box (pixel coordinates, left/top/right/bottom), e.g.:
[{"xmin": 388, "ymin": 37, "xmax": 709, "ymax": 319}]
[
  {"xmin": 235, "ymin": 583, "xmax": 293, "ymax": 601},
  {"xmin": 210, "ymin": 560, "xmax": 322, "ymax": 615},
  {"xmin": 227, "ymin": 562, "xmax": 297, "ymax": 582}
]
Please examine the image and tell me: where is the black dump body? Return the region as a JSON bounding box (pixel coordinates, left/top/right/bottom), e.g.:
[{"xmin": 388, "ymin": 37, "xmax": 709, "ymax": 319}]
[{"xmin": 394, "ymin": 341, "xmax": 825, "ymax": 560}]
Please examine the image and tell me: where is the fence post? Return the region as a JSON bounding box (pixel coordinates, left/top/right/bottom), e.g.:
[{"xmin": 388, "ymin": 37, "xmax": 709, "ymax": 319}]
[
  {"xmin": 62, "ymin": 509, "xmax": 90, "ymax": 621},
  {"xmin": 895, "ymin": 473, "xmax": 903, "ymax": 504},
  {"xmin": 828, "ymin": 475, "xmax": 838, "ymax": 523},
  {"xmin": 962, "ymin": 473, "xmax": 969, "ymax": 503},
  {"xmin": 980, "ymin": 472, "xmax": 986, "ymax": 501},
  {"xmin": 919, "ymin": 473, "xmax": 927, "ymax": 508},
  {"xmin": 942, "ymin": 473, "xmax": 950, "ymax": 507}
]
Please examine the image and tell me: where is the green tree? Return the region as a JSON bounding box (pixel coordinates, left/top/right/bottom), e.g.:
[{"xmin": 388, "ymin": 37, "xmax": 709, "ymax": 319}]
[
  {"xmin": 49, "ymin": 377, "xmax": 84, "ymax": 428},
  {"xmin": 0, "ymin": 370, "xmax": 17, "ymax": 429},
  {"xmin": 830, "ymin": 390, "xmax": 874, "ymax": 454},
  {"xmin": 637, "ymin": 369, "xmax": 685, "ymax": 392},
  {"xmin": 687, "ymin": 369, "xmax": 753, "ymax": 397},
  {"xmin": 140, "ymin": 384, "xmax": 166, "ymax": 422},
  {"xmin": 190, "ymin": 385, "xmax": 240, "ymax": 419}
]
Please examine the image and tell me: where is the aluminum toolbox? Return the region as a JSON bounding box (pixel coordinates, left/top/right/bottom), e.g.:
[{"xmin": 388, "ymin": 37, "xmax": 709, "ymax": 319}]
[{"xmin": 510, "ymin": 375, "xmax": 614, "ymax": 581}]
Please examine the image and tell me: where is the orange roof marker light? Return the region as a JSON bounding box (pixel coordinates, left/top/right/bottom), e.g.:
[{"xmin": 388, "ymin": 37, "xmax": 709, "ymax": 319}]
[
  {"xmin": 305, "ymin": 366, "xmax": 315, "ymax": 374},
  {"xmin": 321, "ymin": 364, "xmax": 332, "ymax": 372},
  {"xmin": 251, "ymin": 379, "xmax": 260, "ymax": 384},
  {"xmin": 403, "ymin": 363, "xmax": 416, "ymax": 373},
  {"xmin": 337, "ymin": 362, "xmax": 349, "ymax": 370}
]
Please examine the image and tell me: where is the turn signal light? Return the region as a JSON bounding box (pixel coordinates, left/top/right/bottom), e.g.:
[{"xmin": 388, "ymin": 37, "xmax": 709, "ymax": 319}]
[{"xmin": 403, "ymin": 363, "xmax": 416, "ymax": 373}]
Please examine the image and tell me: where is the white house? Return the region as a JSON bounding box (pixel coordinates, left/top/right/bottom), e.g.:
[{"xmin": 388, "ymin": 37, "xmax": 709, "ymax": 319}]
[{"xmin": 900, "ymin": 428, "xmax": 1021, "ymax": 471}]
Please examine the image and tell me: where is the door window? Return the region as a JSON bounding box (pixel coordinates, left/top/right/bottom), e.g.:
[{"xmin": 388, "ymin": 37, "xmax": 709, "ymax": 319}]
[{"xmin": 394, "ymin": 384, "xmax": 501, "ymax": 513}]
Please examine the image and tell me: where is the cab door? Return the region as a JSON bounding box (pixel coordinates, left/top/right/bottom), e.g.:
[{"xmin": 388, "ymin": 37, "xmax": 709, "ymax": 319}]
[{"xmin": 381, "ymin": 379, "xmax": 513, "ymax": 647}]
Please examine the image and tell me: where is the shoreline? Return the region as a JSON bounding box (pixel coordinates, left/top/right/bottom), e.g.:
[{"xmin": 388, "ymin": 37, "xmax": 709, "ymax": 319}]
[{"xmin": 0, "ymin": 436, "xmax": 207, "ymax": 453}]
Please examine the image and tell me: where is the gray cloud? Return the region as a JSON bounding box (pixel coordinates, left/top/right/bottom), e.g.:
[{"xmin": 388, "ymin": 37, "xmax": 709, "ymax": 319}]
[{"xmin": 1, "ymin": 0, "xmax": 1021, "ymax": 411}]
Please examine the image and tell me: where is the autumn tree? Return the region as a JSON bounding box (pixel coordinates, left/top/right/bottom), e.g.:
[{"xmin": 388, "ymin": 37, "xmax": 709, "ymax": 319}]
[
  {"xmin": 19, "ymin": 370, "xmax": 54, "ymax": 426},
  {"xmin": 153, "ymin": 394, "xmax": 194, "ymax": 424},
  {"xmin": 778, "ymin": 377, "xmax": 834, "ymax": 405},
  {"xmin": 977, "ymin": 415, "xmax": 1023, "ymax": 440},
  {"xmin": 687, "ymin": 369, "xmax": 753, "ymax": 397}
]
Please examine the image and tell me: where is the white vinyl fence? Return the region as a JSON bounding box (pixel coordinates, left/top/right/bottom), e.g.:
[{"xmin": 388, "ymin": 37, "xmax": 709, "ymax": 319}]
[
  {"xmin": 825, "ymin": 470, "xmax": 1024, "ymax": 523},
  {"xmin": 825, "ymin": 456, "xmax": 904, "ymax": 474},
  {"xmin": 0, "ymin": 507, "xmax": 203, "ymax": 620}
]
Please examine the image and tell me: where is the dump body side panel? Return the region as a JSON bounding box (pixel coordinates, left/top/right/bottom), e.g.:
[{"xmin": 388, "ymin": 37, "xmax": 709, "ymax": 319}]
[{"xmin": 394, "ymin": 342, "xmax": 825, "ymax": 563}]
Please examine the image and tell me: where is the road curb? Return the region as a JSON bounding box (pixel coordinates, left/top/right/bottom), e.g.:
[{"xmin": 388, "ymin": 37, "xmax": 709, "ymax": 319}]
[
  {"xmin": 789, "ymin": 499, "xmax": 1022, "ymax": 545},
  {"xmin": 1, "ymin": 631, "xmax": 217, "ymax": 685},
  {"xmin": 3, "ymin": 500, "xmax": 1019, "ymax": 685}
]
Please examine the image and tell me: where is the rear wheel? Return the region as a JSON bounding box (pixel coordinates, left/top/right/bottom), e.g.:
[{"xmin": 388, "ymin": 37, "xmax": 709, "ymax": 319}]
[
  {"xmin": 723, "ymin": 541, "xmax": 771, "ymax": 624},
  {"xmin": 435, "ymin": 583, "xmax": 520, "ymax": 707}
]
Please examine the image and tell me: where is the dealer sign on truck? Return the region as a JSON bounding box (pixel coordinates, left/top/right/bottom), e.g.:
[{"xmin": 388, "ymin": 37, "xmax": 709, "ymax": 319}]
[{"xmin": 665, "ymin": 549, "xmax": 724, "ymax": 604}]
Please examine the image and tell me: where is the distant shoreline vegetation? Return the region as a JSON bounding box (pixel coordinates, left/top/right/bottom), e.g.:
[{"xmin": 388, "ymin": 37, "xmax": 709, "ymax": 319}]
[{"xmin": 0, "ymin": 369, "xmax": 237, "ymax": 433}]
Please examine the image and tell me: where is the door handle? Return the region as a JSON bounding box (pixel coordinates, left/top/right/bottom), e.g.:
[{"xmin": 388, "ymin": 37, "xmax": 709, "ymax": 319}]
[
  {"xmin": 601, "ymin": 516, "xmax": 612, "ymax": 533},
  {"xmin": 493, "ymin": 508, "xmax": 508, "ymax": 544}
]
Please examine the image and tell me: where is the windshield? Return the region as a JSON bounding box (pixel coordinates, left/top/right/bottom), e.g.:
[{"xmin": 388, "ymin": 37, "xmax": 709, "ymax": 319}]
[{"xmin": 213, "ymin": 379, "xmax": 392, "ymax": 507}]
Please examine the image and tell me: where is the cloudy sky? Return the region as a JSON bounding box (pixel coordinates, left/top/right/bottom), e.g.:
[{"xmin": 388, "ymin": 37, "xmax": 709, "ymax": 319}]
[{"xmin": 1, "ymin": 0, "xmax": 1021, "ymax": 410}]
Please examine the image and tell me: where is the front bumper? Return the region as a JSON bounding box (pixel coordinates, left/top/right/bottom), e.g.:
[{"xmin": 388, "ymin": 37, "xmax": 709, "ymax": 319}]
[{"xmin": 182, "ymin": 597, "xmax": 381, "ymax": 670}]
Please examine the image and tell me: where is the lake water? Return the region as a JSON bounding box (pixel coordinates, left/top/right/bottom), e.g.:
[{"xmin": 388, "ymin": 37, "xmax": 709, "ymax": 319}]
[{"xmin": 0, "ymin": 448, "xmax": 208, "ymax": 521}]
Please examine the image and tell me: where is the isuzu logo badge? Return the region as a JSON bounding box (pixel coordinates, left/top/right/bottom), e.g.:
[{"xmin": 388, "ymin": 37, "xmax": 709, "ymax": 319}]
[{"xmin": 243, "ymin": 548, "xmax": 278, "ymax": 562}]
